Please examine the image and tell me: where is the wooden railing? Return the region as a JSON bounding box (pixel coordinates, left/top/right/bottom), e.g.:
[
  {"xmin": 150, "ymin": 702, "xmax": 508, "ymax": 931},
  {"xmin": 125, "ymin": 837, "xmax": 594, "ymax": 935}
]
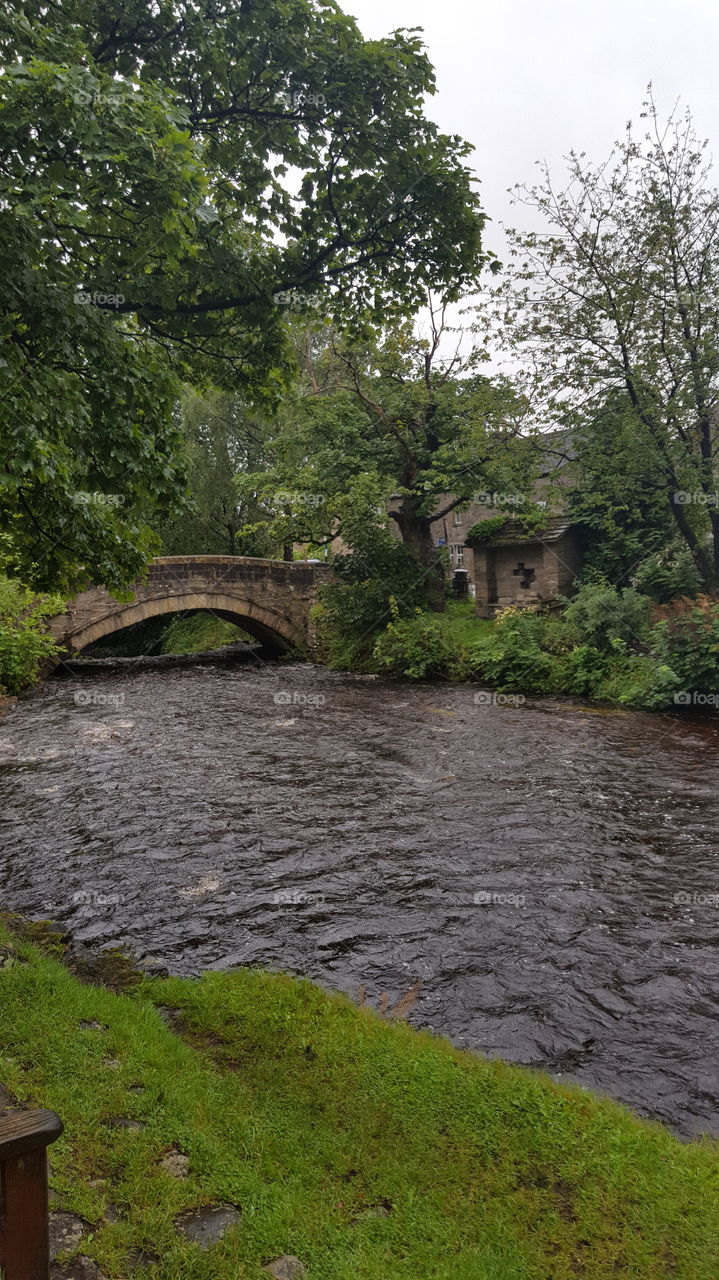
[{"xmin": 0, "ymin": 1110, "xmax": 63, "ymax": 1280}]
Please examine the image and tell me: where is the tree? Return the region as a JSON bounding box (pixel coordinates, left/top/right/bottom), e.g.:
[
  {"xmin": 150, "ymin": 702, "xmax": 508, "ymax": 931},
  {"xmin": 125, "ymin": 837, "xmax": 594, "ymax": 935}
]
[
  {"xmin": 491, "ymin": 92, "xmax": 719, "ymax": 590},
  {"xmin": 0, "ymin": 0, "xmax": 490, "ymax": 592},
  {"xmin": 158, "ymin": 390, "xmax": 278, "ymax": 557},
  {"xmin": 240, "ymin": 303, "xmax": 537, "ymax": 608}
]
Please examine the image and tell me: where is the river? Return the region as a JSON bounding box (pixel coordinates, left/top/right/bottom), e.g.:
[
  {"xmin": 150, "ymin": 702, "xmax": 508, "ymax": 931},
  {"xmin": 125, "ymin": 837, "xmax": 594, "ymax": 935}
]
[{"xmin": 0, "ymin": 660, "xmax": 717, "ymax": 1138}]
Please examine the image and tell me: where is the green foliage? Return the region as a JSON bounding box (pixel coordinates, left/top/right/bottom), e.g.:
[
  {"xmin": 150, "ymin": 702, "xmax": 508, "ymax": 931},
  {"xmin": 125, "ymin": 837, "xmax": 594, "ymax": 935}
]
[
  {"xmin": 563, "ymin": 580, "xmax": 651, "ymax": 652},
  {"xmin": 0, "ymin": 576, "xmax": 63, "ymax": 695},
  {"xmin": 1, "ymin": 2, "xmax": 489, "ymax": 590},
  {"xmin": 160, "ymin": 612, "xmax": 249, "ymax": 655},
  {"xmin": 478, "ymin": 608, "xmax": 561, "ymax": 693},
  {"xmin": 464, "ymin": 516, "xmax": 508, "ymax": 543},
  {"xmin": 318, "ymin": 489, "xmax": 429, "ymax": 669},
  {"xmin": 491, "ymin": 96, "xmax": 719, "ymax": 588},
  {"xmin": 373, "ymin": 603, "xmax": 491, "ymax": 680},
  {"xmin": 648, "ymin": 606, "xmax": 719, "ymax": 702},
  {"xmin": 367, "ymin": 583, "xmax": 719, "ymax": 712},
  {"xmin": 158, "ymin": 390, "xmax": 278, "ymax": 558},
  {"xmin": 631, "ymin": 544, "xmax": 704, "ymax": 603},
  {"xmin": 1, "ymin": 923, "xmax": 718, "ymax": 1280},
  {"xmin": 236, "ymin": 316, "xmax": 534, "ymax": 606}
]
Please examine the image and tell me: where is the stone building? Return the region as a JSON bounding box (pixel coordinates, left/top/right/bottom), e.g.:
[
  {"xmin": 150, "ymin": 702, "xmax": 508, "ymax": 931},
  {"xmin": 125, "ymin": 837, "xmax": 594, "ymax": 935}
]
[{"xmin": 466, "ymin": 517, "xmax": 582, "ymax": 617}]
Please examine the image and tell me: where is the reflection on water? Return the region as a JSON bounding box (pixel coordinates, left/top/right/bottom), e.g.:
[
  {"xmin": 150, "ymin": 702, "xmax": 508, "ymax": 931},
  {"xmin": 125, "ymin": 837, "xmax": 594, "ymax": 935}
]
[{"xmin": 0, "ymin": 662, "xmax": 718, "ymax": 1136}]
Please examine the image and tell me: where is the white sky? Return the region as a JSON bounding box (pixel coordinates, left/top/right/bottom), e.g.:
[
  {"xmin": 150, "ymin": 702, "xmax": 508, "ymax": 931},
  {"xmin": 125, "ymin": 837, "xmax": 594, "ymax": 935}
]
[{"xmin": 347, "ymin": 0, "xmax": 719, "ymax": 260}]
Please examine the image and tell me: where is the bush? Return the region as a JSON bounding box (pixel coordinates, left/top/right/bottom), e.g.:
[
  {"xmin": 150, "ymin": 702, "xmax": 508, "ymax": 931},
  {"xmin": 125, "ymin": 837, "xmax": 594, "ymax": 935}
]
[
  {"xmin": 647, "ymin": 604, "xmax": 719, "ymax": 705},
  {"xmin": 0, "ymin": 577, "xmax": 63, "ymax": 695},
  {"xmin": 563, "ymin": 580, "xmax": 651, "ymax": 651},
  {"xmin": 631, "ymin": 544, "xmax": 703, "ymax": 603}
]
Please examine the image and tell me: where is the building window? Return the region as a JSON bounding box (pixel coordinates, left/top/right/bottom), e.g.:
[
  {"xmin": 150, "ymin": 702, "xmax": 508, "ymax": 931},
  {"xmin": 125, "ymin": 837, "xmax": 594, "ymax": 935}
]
[
  {"xmin": 454, "ymin": 510, "xmax": 463, "ymax": 525},
  {"xmin": 451, "ymin": 544, "xmax": 465, "ymax": 568}
]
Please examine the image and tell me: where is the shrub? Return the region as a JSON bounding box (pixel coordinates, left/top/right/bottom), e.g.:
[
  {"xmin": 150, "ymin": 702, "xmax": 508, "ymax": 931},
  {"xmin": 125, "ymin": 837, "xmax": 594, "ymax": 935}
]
[
  {"xmin": 647, "ymin": 604, "xmax": 719, "ymax": 704},
  {"xmin": 0, "ymin": 576, "xmax": 63, "ymax": 696},
  {"xmin": 373, "ymin": 608, "xmax": 457, "ymax": 679},
  {"xmin": 563, "ymin": 580, "xmax": 651, "ymax": 651}
]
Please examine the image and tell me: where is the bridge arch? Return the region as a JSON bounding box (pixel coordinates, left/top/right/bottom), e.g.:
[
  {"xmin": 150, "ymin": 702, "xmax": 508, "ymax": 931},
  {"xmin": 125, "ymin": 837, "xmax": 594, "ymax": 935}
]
[
  {"xmin": 48, "ymin": 556, "xmax": 330, "ymax": 661},
  {"xmin": 64, "ymin": 592, "xmax": 304, "ymax": 655}
]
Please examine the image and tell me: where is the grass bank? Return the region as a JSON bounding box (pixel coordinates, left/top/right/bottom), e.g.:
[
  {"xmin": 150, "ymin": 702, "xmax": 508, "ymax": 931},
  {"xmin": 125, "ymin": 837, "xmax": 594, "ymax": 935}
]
[{"xmin": 0, "ymin": 924, "xmax": 717, "ymax": 1279}]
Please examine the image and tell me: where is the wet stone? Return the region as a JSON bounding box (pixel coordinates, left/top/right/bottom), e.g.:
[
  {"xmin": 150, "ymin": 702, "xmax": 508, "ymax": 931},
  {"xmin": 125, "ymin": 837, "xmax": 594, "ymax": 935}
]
[
  {"xmin": 159, "ymin": 1146, "xmax": 190, "ymax": 1178},
  {"xmin": 176, "ymin": 1204, "xmax": 242, "ymax": 1249},
  {"xmin": 50, "ymin": 1258, "xmax": 108, "ymax": 1280},
  {"xmin": 49, "ymin": 1211, "xmax": 89, "ymax": 1258},
  {"xmin": 264, "ymin": 1257, "xmax": 307, "ymax": 1280}
]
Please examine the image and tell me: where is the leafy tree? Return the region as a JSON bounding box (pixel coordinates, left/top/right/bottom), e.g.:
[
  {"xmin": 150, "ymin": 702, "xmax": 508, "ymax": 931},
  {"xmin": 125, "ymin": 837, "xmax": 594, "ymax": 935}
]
[
  {"xmin": 492, "ymin": 93, "xmax": 719, "ymax": 590},
  {"xmin": 1, "ymin": 0, "xmax": 490, "ymax": 591},
  {"xmin": 240, "ymin": 305, "xmax": 537, "ymax": 608},
  {"xmin": 568, "ymin": 394, "xmax": 675, "ymax": 583},
  {"xmin": 158, "ymin": 390, "xmax": 277, "ymax": 557}
]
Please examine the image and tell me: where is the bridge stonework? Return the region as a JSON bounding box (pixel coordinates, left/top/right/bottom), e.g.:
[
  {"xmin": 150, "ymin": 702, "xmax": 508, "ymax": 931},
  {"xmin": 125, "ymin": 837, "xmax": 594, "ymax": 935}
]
[{"xmin": 49, "ymin": 556, "xmax": 333, "ymax": 658}]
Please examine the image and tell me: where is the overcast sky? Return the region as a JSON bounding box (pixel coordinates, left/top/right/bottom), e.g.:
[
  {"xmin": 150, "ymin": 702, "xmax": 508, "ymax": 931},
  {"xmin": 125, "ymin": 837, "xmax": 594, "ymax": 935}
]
[{"xmin": 347, "ymin": 0, "xmax": 719, "ymax": 261}]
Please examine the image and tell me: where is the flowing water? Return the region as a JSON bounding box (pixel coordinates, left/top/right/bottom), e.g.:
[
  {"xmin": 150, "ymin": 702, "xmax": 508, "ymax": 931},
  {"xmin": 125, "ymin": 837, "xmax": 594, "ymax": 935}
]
[{"xmin": 1, "ymin": 660, "xmax": 717, "ymax": 1137}]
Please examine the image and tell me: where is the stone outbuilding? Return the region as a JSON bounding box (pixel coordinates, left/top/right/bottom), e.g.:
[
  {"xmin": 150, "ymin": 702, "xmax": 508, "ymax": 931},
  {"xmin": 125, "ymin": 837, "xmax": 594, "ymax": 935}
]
[{"xmin": 466, "ymin": 518, "xmax": 582, "ymax": 617}]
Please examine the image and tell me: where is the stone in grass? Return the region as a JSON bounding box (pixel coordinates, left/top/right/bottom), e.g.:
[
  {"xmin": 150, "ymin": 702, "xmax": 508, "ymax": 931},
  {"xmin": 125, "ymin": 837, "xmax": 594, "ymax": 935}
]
[
  {"xmin": 126, "ymin": 1246, "xmax": 162, "ymax": 1269},
  {"xmin": 49, "ymin": 1212, "xmax": 89, "ymax": 1259},
  {"xmin": 264, "ymin": 1257, "xmax": 307, "ymax": 1280},
  {"xmin": 79, "ymin": 1020, "xmax": 107, "ymax": 1031},
  {"xmin": 50, "ymin": 1257, "xmax": 108, "ymax": 1280},
  {"xmin": 176, "ymin": 1204, "xmax": 242, "ymax": 1249},
  {"xmin": 159, "ymin": 1146, "xmax": 190, "ymax": 1178},
  {"xmin": 103, "ymin": 1116, "xmax": 146, "ymax": 1132}
]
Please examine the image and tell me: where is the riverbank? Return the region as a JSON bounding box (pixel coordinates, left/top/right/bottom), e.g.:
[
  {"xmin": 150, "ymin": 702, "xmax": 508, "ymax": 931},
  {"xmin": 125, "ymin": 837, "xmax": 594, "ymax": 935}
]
[
  {"xmin": 1, "ymin": 921, "xmax": 717, "ymax": 1280},
  {"xmin": 368, "ymin": 589, "xmax": 719, "ymax": 713}
]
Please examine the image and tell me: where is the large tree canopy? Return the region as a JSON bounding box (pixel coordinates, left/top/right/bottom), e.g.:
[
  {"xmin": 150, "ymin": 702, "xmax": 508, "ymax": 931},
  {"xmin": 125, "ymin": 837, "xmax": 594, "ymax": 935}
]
[
  {"xmin": 489, "ymin": 94, "xmax": 719, "ymax": 590},
  {"xmin": 0, "ymin": 0, "xmax": 489, "ymax": 591}
]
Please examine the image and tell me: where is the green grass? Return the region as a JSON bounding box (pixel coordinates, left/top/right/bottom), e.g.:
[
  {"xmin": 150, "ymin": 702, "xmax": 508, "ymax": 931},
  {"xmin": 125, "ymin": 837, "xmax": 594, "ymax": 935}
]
[
  {"xmin": 160, "ymin": 612, "xmax": 251, "ymax": 655},
  {"xmin": 0, "ymin": 925, "xmax": 717, "ymax": 1279}
]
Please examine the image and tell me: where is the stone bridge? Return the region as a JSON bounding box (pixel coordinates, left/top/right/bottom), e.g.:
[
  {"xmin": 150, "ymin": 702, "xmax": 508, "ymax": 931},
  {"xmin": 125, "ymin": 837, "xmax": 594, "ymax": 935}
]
[{"xmin": 49, "ymin": 556, "xmax": 332, "ymax": 658}]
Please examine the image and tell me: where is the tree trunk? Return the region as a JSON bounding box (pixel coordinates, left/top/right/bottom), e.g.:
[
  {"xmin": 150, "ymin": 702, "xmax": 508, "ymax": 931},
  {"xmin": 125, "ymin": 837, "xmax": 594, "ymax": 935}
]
[{"xmin": 392, "ymin": 500, "xmax": 447, "ymax": 612}]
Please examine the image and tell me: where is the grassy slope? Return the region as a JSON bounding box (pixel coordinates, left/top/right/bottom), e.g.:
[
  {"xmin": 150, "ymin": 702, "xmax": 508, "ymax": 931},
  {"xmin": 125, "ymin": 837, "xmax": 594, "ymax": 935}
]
[{"xmin": 0, "ymin": 928, "xmax": 717, "ymax": 1279}]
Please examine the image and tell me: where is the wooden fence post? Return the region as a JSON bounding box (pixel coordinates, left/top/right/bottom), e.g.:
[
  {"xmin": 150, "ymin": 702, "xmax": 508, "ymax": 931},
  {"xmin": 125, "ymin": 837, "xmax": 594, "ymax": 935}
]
[{"xmin": 0, "ymin": 1110, "xmax": 63, "ymax": 1280}]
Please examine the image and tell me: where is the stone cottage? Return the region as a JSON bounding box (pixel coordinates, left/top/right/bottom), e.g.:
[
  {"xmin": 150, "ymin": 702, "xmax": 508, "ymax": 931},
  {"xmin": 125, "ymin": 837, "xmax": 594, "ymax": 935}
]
[{"xmin": 466, "ymin": 517, "xmax": 582, "ymax": 617}]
